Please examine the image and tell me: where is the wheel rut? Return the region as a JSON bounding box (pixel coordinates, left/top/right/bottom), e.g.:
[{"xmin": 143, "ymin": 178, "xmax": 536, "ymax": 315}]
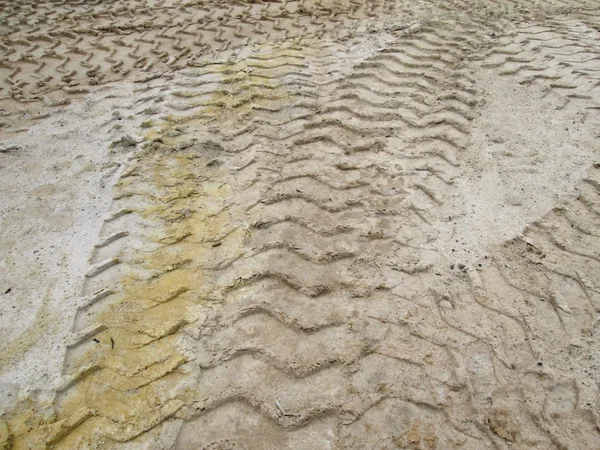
[{"xmin": 3, "ymin": 1, "xmax": 600, "ymax": 449}]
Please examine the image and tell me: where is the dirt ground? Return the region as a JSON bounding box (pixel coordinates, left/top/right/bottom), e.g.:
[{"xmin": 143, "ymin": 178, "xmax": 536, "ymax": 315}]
[{"xmin": 1, "ymin": 0, "xmax": 600, "ymax": 449}]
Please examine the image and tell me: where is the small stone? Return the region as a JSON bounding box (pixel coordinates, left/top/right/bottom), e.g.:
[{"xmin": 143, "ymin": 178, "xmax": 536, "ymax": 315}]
[
  {"xmin": 0, "ymin": 144, "xmax": 19, "ymax": 153},
  {"xmin": 440, "ymin": 300, "xmax": 453, "ymax": 310},
  {"xmin": 407, "ymin": 427, "xmax": 420, "ymax": 443},
  {"xmin": 120, "ymin": 135, "xmax": 137, "ymax": 147},
  {"xmin": 110, "ymin": 135, "xmax": 138, "ymax": 149}
]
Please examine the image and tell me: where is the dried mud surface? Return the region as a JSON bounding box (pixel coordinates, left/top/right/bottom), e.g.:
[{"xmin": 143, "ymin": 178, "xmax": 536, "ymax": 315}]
[{"xmin": 2, "ymin": 0, "xmax": 600, "ymax": 449}]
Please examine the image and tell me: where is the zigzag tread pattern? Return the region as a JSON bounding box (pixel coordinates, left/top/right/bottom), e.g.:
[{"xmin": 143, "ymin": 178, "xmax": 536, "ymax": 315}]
[{"xmin": 5, "ymin": 2, "xmax": 600, "ymax": 450}]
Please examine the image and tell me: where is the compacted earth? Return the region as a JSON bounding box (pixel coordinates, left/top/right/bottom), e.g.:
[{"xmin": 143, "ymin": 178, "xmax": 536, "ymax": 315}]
[{"xmin": 1, "ymin": 0, "xmax": 600, "ymax": 449}]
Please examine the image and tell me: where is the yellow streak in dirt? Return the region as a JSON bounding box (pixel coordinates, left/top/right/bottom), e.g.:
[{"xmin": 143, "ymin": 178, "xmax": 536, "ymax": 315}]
[
  {"xmin": 166, "ymin": 48, "xmax": 308, "ymax": 126},
  {"xmin": 7, "ymin": 146, "xmax": 225, "ymax": 449},
  {"xmin": 5, "ymin": 46, "xmax": 303, "ymax": 449}
]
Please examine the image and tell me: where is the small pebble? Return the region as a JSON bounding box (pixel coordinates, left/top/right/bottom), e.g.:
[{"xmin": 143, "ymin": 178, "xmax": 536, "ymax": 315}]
[{"xmin": 440, "ymin": 300, "xmax": 453, "ymax": 310}]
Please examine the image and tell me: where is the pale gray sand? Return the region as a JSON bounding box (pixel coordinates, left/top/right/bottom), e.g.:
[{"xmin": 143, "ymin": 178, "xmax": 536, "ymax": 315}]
[{"xmin": 2, "ymin": 1, "xmax": 600, "ymax": 449}]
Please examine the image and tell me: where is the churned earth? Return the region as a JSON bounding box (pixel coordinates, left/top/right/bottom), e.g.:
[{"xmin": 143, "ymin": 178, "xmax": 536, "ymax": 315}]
[{"xmin": 1, "ymin": 0, "xmax": 600, "ymax": 449}]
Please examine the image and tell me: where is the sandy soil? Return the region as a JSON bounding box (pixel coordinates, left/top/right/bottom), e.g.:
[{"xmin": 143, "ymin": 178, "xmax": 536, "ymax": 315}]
[
  {"xmin": 0, "ymin": 83, "xmax": 138, "ymax": 415},
  {"xmin": 1, "ymin": 0, "xmax": 600, "ymax": 449}
]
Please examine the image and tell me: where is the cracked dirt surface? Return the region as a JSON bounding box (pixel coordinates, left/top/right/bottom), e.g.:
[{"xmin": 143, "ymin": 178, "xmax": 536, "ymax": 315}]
[{"xmin": 2, "ymin": 0, "xmax": 600, "ymax": 449}]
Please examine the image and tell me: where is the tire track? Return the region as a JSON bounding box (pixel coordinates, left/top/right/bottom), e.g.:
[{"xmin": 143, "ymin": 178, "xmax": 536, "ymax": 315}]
[{"xmin": 5, "ymin": 2, "xmax": 600, "ymax": 449}]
